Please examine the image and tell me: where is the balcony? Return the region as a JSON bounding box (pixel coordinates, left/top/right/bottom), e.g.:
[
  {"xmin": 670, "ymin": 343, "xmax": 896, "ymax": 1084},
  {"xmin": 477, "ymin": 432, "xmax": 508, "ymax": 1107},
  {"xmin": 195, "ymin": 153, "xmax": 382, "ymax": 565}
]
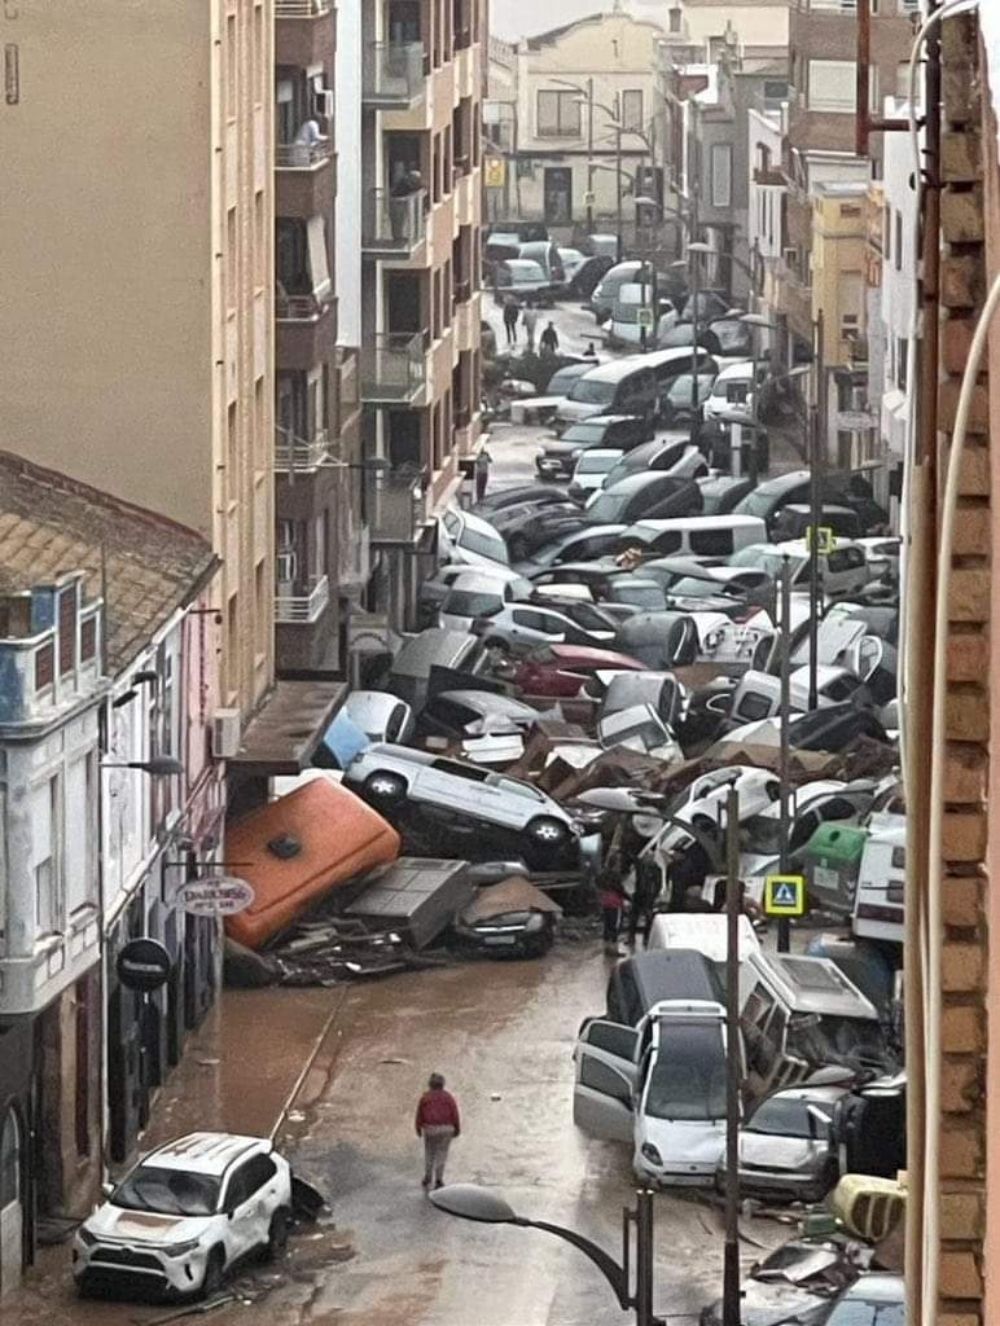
[
  {"xmin": 275, "ymin": 0, "xmax": 330, "ymax": 15},
  {"xmin": 275, "ymin": 574, "xmax": 330, "ymax": 624},
  {"xmin": 363, "ymin": 43, "xmax": 425, "ymax": 109},
  {"xmin": 361, "ymin": 331, "xmax": 427, "ymax": 404},
  {"xmin": 276, "ymin": 291, "xmax": 329, "ymax": 322},
  {"xmin": 362, "ymin": 188, "xmax": 427, "ymax": 259},
  {"xmin": 275, "ymin": 139, "xmax": 334, "ymax": 170},
  {"xmin": 366, "ymin": 470, "xmax": 430, "ymax": 546},
  {"xmin": 274, "ymin": 425, "xmax": 330, "ymax": 473}
]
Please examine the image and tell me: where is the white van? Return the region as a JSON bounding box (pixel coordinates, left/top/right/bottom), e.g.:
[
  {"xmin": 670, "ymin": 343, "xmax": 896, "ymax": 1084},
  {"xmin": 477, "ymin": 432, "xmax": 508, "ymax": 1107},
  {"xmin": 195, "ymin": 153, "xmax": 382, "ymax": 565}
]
[
  {"xmin": 740, "ymin": 950, "xmax": 888, "ymax": 1098},
  {"xmin": 646, "ymin": 913, "xmax": 762, "ymax": 973},
  {"xmin": 726, "ymin": 665, "xmax": 871, "ymax": 726},
  {"xmin": 624, "ymin": 514, "xmax": 767, "ymax": 561},
  {"xmin": 703, "ymin": 360, "xmax": 765, "ymax": 421},
  {"xmin": 852, "ymin": 812, "xmax": 905, "ymax": 944}
]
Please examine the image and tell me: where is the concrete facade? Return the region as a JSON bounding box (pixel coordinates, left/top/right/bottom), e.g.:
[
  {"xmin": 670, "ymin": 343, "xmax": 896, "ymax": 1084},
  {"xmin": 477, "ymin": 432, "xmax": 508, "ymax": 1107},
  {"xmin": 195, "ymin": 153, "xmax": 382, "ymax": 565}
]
[{"xmin": 0, "ymin": 0, "xmax": 275, "ymax": 722}]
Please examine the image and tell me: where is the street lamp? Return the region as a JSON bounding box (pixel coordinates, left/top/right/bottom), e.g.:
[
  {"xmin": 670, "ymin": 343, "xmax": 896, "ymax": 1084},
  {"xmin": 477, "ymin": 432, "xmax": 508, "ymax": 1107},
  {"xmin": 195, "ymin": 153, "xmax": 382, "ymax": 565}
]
[
  {"xmin": 553, "ymin": 79, "xmax": 626, "ymax": 260},
  {"xmin": 679, "ymin": 241, "xmax": 712, "ymax": 442},
  {"xmin": 738, "ymin": 312, "xmax": 776, "ymax": 484},
  {"xmin": 101, "ymin": 757, "xmax": 185, "ymax": 777},
  {"xmin": 429, "ymin": 1183, "xmax": 661, "ymax": 1326}
]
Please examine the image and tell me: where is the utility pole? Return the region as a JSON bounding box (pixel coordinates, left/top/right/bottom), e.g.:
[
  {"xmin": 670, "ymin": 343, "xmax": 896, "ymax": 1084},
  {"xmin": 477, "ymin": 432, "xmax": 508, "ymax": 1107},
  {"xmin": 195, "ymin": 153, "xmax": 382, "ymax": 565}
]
[
  {"xmin": 722, "ymin": 787, "xmax": 742, "ymax": 1326},
  {"xmin": 777, "ymin": 557, "xmax": 792, "ymax": 954},
  {"xmin": 807, "ymin": 309, "xmax": 824, "ymax": 711},
  {"xmin": 633, "ymin": 1188, "xmax": 656, "ymax": 1326},
  {"xmin": 748, "ymin": 328, "xmax": 760, "ymax": 486},
  {"xmin": 615, "ymin": 93, "xmax": 624, "ymax": 264},
  {"xmin": 689, "ymin": 248, "xmax": 701, "ymax": 442},
  {"xmin": 586, "ymin": 77, "xmax": 595, "ymax": 233}
]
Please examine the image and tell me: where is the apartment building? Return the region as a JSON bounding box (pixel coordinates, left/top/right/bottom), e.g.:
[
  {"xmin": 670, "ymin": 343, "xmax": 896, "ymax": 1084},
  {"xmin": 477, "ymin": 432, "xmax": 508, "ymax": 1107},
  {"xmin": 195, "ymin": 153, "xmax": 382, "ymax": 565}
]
[
  {"xmin": 355, "ymin": 0, "xmax": 486, "ymax": 633},
  {"xmin": 0, "ymin": 1, "xmax": 276, "ymax": 734},
  {"xmin": 274, "ymin": 0, "xmax": 365, "ymax": 675}
]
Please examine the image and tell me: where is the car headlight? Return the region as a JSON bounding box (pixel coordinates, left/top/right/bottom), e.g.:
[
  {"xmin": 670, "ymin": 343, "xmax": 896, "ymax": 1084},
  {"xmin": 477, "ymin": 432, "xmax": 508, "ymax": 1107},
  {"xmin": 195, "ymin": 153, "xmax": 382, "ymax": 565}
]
[
  {"xmin": 524, "ymin": 913, "xmax": 545, "ymax": 933},
  {"xmin": 640, "ymin": 1143, "xmax": 663, "ymax": 1166},
  {"xmin": 163, "ymin": 1239, "xmax": 202, "ymax": 1258},
  {"xmin": 77, "ymin": 1227, "xmax": 99, "ymax": 1248},
  {"xmin": 703, "ymin": 629, "xmax": 723, "ymax": 650}
]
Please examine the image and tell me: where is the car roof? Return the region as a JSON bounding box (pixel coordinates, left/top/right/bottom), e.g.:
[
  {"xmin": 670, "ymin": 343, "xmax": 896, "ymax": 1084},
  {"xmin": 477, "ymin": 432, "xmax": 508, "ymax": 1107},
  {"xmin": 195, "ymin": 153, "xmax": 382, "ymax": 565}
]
[
  {"xmin": 565, "ymin": 413, "xmax": 641, "ymax": 427},
  {"xmin": 770, "ymin": 538, "xmax": 862, "ymax": 556},
  {"xmin": 444, "ymin": 572, "xmax": 512, "ymax": 593},
  {"xmin": 842, "ymin": 1272, "xmax": 905, "ymax": 1302},
  {"xmin": 604, "ymin": 472, "xmax": 689, "ymax": 496},
  {"xmin": 748, "ymin": 469, "xmax": 812, "ymax": 496},
  {"xmin": 144, "ymin": 1132, "xmax": 266, "ymax": 1176},
  {"xmin": 547, "ymin": 643, "xmax": 644, "ymax": 666},
  {"xmin": 571, "ymin": 358, "xmax": 654, "ymax": 385},
  {"xmin": 779, "ymin": 502, "xmax": 855, "ymax": 516}
]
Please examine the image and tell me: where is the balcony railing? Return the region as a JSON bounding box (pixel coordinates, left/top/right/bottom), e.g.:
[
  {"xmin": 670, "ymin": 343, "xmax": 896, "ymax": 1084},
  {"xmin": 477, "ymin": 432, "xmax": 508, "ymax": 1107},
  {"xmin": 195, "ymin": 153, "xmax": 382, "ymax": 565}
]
[
  {"xmin": 362, "ymin": 42, "xmax": 425, "ymax": 108},
  {"xmin": 275, "ymin": 574, "xmax": 330, "ymax": 624},
  {"xmin": 275, "ymin": 139, "xmax": 334, "ymax": 169},
  {"xmin": 362, "ymin": 187, "xmax": 427, "ymax": 256},
  {"xmin": 274, "ymin": 426, "xmax": 330, "ymax": 472},
  {"xmin": 361, "ymin": 331, "xmax": 427, "ymax": 404},
  {"xmin": 276, "ymin": 290, "xmax": 330, "ymax": 322},
  {"xmin": 275, "ymin": 0, "xmax": 330, "ymax": 15},
  {"xmin": 365, "ymin": 470, "xmax": 429, "ymax": 545}
]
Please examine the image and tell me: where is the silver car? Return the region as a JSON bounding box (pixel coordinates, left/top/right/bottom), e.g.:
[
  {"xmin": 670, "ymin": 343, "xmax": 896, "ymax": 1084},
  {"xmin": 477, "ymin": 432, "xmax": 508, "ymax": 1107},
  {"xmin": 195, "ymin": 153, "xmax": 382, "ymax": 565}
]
[{"xmin": 717, "ymin": 1084, "xmax": 848, "ymax": 1204}]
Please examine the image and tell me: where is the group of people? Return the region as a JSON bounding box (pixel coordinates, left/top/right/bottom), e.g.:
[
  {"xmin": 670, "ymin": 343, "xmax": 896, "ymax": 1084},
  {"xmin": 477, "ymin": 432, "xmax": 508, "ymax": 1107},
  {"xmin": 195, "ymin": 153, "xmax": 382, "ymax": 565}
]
[{"xmin": 501, "ymin": 296, "xmax": 559, "ymax": 354}]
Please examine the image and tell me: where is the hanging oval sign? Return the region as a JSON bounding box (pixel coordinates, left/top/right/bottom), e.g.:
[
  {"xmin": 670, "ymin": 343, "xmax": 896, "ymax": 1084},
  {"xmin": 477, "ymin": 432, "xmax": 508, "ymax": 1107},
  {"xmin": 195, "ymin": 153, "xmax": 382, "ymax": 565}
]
[
  {"xmin": 116, "ymin": 938, "xmax": 172, "ymax": 993},
  {"xmin": 177, "ymin": 876, "xmax": 255, "ymax": 917}
]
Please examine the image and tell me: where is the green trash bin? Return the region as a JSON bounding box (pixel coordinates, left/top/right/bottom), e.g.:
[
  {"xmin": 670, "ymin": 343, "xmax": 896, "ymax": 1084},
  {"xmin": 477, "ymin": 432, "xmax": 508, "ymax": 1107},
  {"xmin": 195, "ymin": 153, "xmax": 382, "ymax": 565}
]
[{"xmin": 797, "ymin": 822, "xmax": 869, "ymax": 918}]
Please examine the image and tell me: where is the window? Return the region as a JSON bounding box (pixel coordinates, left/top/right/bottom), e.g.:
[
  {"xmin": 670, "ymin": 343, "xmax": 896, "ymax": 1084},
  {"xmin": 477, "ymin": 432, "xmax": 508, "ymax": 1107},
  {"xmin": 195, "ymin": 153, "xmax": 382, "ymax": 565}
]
[
  {"xmin": 33, "ymin": 776, "xmax": 59, "ymax": 935},
  {"xmin": 306, "ymin": 216, "xmax": 331, "ymax": 299},
  {"xmin": 0, "ymin": 1110, "xmax": 20, "ymax": 1209},
  {"xmin": 669, "ymin": 6, "xmax": 681, "ymax": 32},
  {"xmin": 226, "ymin": 593, "xmax": 239, "ymax": 699},
  {"xmin": 227, "ymin": 401, "xmax": 238, "ymax": 501},
  {"xmin": 621, "ymin": 90, "xmax": 644, "ymax": 132},
  {"xmin": 64, "ymin": 755, "xmax": 95, "ymax": 915},
  {"xmin": 690, "ymin": 529, "xmax": 735, "ymax": 557},
  {"xmin": 706, "ymin": 143, "xmax": 732, "ymax": 209},
  {"xmin": 897, "ymin": 337, "xmax": 908, "ymax": 390},
  {"xmin": 35, "ymin": 641, "xmax": 54, "ymax": 692},
  {"xmin": 536, "ymin": 90, "xmax": 581, "ymax": 138},
  {"xmin": 226, "ymin": 207, "xmax": 237, "ymax": 314},
  {"xmin": 883, "ymin": 204, "xmax": 892, "ymax": 262},
  {"xmin": 579, "ymin": 1056, "xmax": 632, "ymax": 1104},
  {"xmin": 80, "ymin": 617, "xmax": 97, "ymax": 663},
  {"xmin": 225, "ymin": 14, "xmax": 237, "ymax": 120},
  {"xmin": 254, "ymin": 191, "xmax": 265, "ymax": 289},
  {"xmin": 807, "ymin": 60, "xmax": 856, "ymax": 113},
  {"xmin": 894, "ymin": 211, "xmax": 903, "ymax": 271},
  {"xmin": 58, "ymin": 586, "xmax": 77, "ymax": 675}
]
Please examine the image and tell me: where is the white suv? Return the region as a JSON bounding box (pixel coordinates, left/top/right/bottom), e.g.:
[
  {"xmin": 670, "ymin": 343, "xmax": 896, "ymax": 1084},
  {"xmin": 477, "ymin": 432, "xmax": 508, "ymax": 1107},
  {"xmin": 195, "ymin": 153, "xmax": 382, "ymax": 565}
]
[{"xmin": 73, "ymin": 1133, "xmax": 292, "ymax": 1300}]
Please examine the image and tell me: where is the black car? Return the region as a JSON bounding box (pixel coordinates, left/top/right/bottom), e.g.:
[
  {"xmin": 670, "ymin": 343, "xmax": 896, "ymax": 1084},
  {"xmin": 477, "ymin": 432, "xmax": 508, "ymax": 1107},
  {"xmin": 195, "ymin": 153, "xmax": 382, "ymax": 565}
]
[
  {"xmin": 535, "ymin": 414, "xmax": 653, "ymax": 482},
  {"xmin": 451, "ymin": 909, "xmax": 556, "ymax": 959},
  {"xmin": 565, "ymin": 255, "xmax": 615, "ymax": 300},
  {"xmin": 585, "ymin": 473, "xmax": 703, "ymax": 526},
  {"xmin": 733, "ymin": 469, "xmax": 888, "ymax": 535},
  {"xmin": 705, "ymin": 317, "xmax": 753, "ymax": 358},
  {"xmin": 788, "ymin": 703, "xmax": 889, "ymax": 752},
  {"xmin": 477, "ymin": 485, "xmax": 573, "ymax": 516},
  {"xmin": 503, "ymin": 509, "xmax": 591, "ymax": 560},
  {"xmin": 657, "ymin": 323, "xmax": 722, "ymax": 356},
  {"xmin": 659, "ymin": 372, "xmax": 717, "ymax": 426},
  {"xmin": 490, "ymin": 499, "xmax": 580, "ymax": 537}
]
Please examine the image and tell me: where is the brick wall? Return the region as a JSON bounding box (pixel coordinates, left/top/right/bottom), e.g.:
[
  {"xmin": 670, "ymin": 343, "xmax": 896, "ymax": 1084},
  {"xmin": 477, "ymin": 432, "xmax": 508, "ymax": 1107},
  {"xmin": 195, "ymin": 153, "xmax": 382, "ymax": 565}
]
[{"xmin": 934, "ymin": 12, "xmax": 989, "ymax": 1324}]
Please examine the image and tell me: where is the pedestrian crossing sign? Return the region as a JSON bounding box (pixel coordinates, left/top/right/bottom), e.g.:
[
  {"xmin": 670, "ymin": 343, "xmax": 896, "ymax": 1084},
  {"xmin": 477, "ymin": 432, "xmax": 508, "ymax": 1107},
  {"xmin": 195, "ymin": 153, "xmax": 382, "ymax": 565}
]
[
  {"xmin": 764, "ymin": 874, "xmax": 806, "ymax": 917},
  {"xmin": 805, "ymin": 525, "xmax": 835, "ymax": 555}
]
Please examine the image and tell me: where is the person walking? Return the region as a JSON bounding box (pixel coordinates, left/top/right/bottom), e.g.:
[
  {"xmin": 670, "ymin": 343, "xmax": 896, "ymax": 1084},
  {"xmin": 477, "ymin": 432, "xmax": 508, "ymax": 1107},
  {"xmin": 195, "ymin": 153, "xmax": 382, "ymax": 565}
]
[
  {"xmin": 627, "ymin": 854, "xmax": 662, "ymax": 949},
  {"xmin": 474, "ymin": 447, "xmax": 492, "ymax": 503},
  {"xmin": 502, "ymin": 296, "xmax": 519, "ymax": 346},
  {"xmin": 539, "ymin": 320, "xmax": 559, "ymax": 355},
  {"xmin": 522, "ymin": 304, "xmax": 538, "ymax": 352},
  {"xmin": 415, "ymin": 1073, "xmax": 461, "ymax": 1191}
]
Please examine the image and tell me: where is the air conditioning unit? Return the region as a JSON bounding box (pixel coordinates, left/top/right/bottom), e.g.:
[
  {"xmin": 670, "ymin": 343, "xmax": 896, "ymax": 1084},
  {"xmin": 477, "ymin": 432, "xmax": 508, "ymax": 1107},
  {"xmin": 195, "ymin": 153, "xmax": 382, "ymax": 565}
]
[
  {"xmin": 212, "ymin": 708, "xmax": 241, "ymax": 760},
  {"xmin": 276, "ymin": 551, "xmax": 298, "ymax": 585},
  {"xmin": 315, "ymin": 88, "xmax": 334, "ymax": 119}
]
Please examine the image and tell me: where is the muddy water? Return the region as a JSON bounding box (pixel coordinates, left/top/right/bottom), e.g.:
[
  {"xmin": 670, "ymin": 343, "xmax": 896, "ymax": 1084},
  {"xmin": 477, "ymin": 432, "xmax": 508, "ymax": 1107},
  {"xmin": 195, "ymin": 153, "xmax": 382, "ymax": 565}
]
[{"xmin": 8, "ymin": 944, "xmax": 768, "ymax": 1326}]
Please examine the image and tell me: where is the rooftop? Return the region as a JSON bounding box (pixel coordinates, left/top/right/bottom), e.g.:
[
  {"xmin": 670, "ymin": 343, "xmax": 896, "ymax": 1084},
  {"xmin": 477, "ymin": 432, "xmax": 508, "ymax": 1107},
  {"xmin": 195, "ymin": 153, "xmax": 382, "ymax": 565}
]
[{"xmin": 0, "ymin": 449, "xmax": 216, "ymax": 671}]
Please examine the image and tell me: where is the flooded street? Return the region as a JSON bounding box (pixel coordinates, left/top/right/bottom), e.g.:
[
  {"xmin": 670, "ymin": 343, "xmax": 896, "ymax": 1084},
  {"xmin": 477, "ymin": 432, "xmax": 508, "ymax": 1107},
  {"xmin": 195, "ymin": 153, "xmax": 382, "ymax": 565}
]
[{"xmin": 7, "ymin": 941, "xmax": 773, "ymax": 1326}]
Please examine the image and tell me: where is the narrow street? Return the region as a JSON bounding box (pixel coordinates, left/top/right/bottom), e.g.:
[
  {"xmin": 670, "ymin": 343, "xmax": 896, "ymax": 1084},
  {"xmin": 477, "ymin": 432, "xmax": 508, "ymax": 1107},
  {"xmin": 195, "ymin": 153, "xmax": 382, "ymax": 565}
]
[{"xmin": 11, "ymin": 942, "xmax": 773, "ymax": 1326}]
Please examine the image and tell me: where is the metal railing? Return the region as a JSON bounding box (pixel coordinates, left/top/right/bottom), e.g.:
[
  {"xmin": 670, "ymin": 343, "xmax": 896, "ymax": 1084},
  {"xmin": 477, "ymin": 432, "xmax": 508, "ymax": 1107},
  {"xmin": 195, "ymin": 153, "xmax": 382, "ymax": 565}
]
[
  {"xmin": 274, "ymin": 426, "xmax": 329, "ymax": 471},
  {"xmin": 275, "ymin": 574, "xmax": 330, "ymax": 624},
  {"xmin": 276, "ymin": 291, "xmax": 330, "ymax": 321},
  {"xmin": 362, "ymin": 188, "xmax": 426, "ymax": 252},
  {"xmin": 275, "ymin": 0, "xmax": 330, "ymax": 15},
  {"xmin": 275, "ymin": 139, "xmax": 333, "ymax": 169},
  {"xmin": 363, "ymin": 42, "xmax": 425, "ymax": 106},
  {"xmin": 365, "ymin": 470, "xmax": 429, "ymax": 545},
  {"xmin": 361, "ymin": 331, "xmax": 427, "ymax": 402}
]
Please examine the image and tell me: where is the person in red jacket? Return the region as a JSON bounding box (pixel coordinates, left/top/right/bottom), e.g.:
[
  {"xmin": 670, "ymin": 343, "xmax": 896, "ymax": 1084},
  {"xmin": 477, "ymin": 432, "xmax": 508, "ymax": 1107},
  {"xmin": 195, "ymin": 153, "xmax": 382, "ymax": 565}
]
[{"xmin": 415, "ymin": 1072, "xmax": 461, "ymax": 1190}]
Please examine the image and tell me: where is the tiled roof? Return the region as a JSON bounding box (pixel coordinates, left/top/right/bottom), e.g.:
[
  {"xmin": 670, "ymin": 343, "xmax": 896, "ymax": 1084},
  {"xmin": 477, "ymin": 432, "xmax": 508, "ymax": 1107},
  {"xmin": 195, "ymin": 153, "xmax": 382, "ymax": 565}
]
[{"xmin": 0, "ymin": 449, "xmax": 217, "ymax": 673}]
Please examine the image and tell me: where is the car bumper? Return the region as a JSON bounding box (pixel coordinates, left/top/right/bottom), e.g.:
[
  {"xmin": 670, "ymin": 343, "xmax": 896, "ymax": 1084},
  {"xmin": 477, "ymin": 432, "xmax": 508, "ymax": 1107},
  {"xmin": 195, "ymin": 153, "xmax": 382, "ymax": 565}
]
[
  {"xmin": 635, "ymin": 1161, "xmax": 717, "ymax": 1189},
  {"xmin": 74, "ymin": 1243, "xmax": 208, "ymax": 1298},
  {"xmin": 729, "ymin": 1167, "xmax": 830, "ymax": 1202}
]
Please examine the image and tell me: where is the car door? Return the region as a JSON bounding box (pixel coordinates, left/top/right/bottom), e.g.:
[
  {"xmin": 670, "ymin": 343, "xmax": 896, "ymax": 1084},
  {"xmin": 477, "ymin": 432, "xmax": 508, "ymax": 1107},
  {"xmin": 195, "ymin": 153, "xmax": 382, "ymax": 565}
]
[
  {"xmin": 221, "ymin": 1155, "xmax": 276, "ymax": 1262},
  {"xmin": 573, "ymin": 1048, "xmax": 638, "ymax": 1144},
  {"xmin": 574, "ymin": 1018, "xmax": 641, "ymax": 1073},
  {"xmin": 508, "ymin": 606, "xmax": 565, "ymax": 644}
]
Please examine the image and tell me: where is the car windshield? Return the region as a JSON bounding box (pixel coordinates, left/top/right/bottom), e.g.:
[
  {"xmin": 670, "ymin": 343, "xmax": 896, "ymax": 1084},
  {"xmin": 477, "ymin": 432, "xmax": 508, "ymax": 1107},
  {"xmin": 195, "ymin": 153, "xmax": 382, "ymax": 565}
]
[
  {"xmin": 567, "ymin": 378, "xmax": 617, "ymax": 405},
  {"xmin": 669, "ymin": 575, "xmax": 728, "ymax": 598},
  {"xmin": 645, "ymin": 1022, "xmax": 727, "ymax": 1120},
  {"xmin": 826, "ymin": 1300, "xmax": 904, "ymax": 1326},
  {"xmin": 787, "ymin": 1014, "xmax": 886, "ymax": 1066},
  {"xmin": 112, "ymin": 1165, "xmax": 221, "ymax": 1217},
  {"xmin": 577, "ymin": 454, "xmax": 617, "ymax": 474},
  {"xmin": 562, "ymin": 421, "xmax": 610, "ymax": 443},
  {"xmin": 747, "ymin": 1095, "xmax": 833, "ymax": 1139},
  {"xmin": 548, "ymin": 369, "xmax": 582, "ymax": 394},
  {"xmin": 730, "ymin": 547, "xmax": 806, "ymax": 579},
  {"xmin": 458, "ymin": 528, "xmax": 510, "ymax": 564},
  {"xmin": 740, "ymin": 813, "xmax": 782, "ymax": 853},
  {"xmin": 443, "ymin": 589, "xmax": 504, "ymax": 617},
  {"xmin": 669, "ymin": 374, "xmax": 714, "ymax": 402},
  {"xmin": 586, "ymin": 492, "xmax": 629, "ymax": 523}
]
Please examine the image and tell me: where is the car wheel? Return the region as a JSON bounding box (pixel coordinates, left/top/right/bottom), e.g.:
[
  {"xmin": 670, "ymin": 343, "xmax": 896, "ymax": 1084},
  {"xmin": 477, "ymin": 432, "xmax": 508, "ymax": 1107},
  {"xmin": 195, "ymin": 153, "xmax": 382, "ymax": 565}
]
[
  {"xmin": 364, "ymin": 771, "xmax": 408, "ymax": 806},
  {"xmin": 265, "ymin": 1207, "xmax": 290, "ymax": 1261},
  {"xmin": 485, "ymin": 636, "xmax": 511, "ymax": 657},
  {"xmin": 200, "ymin": 1247, "xmax": 226, "ymax": 1299},
  {"xmin": 525, "ymin": 816, "xmax": 569, "ymax": 862}
]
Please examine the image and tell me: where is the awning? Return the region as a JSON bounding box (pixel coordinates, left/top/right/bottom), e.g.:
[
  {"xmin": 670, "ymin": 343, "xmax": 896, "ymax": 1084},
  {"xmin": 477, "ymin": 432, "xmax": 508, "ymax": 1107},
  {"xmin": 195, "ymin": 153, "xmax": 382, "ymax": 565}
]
[{"xmin": 229, "ymin": 679, "xmax": 347, "ymax": 776}]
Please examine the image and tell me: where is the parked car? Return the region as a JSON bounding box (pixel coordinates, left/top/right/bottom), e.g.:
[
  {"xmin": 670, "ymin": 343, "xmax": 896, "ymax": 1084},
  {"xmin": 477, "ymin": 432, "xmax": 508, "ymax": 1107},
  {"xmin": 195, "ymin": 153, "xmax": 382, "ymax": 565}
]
[
  {"xmin": 530, "ymin": 592, "xmax": 623, "ymax": 639},
  {"xmin": 703, "ymin": 360, "xmax": 766, "ymax": 421},
  {"xmin": 677, "ymin": 288, "xmax": 733, "ymax": 325},
  {"xmin": 73, "ymin": 1133, "xmax": 292, "ymax": 1300},
  {"xmin": 557, "ymin": 247, "xmax": 585, "ymax": 283},
  {"xmin": 733, "ymin": 469, "xmax": 888, "ymax": 536},
  {"xmin": 513, "ymin": 524, "xmax": 629, "ymax": 575},
  {"xmin": 440, "ymin": 508, "xmax": 511, "ymax": 569},
  {"xmin": 567, "ymin": 448, "xmax": 626, "ymax": 503},
  {"xmin": 418, "ymin": 689, "xmax": 542, "ymax": 741},
  {"xmin": 717, "ymin": 1084, "xmax": 848, "ymax": 1204},
  {"xmin": 808, "ymin": 1273, "xmax": 904, "ymax": 1325},
  {"xmin": 492, "ymin": 258, "xmax": 553, "ymax": 307},
  {"xmin": 343, "ymin": 744, "xmax": 581, "ymax": 868},
  {"xmin": 512, "ymin": 643, "xmax": 647, "ymax": 698},
  {"xmin": 519, "ymin": 240, "xmax": 565, "ymax": 288},
  {"xmin": 730, "ymin": 539, "xmax": 874, "ymax": 600},
  {"xmin": 771, "ymin": 503, "xmax": 863, "ymax": 543},
  {"xmin": 555, "ymin": 360, "xmax": 659, "ymax": 429},
  {"xmin": 588, "ymin": 261, "xmax": 655, "ymax": 323},
  {"xmin": 585, "ymin": 474, "xmax": 703, "ymax": 527},
  {"xmin": 437, "ymin": 571, "xmax": 533, "ymax": 631},
  {"xmin": 476, "ymin": 485, "xmax": 573, "ymax": 517},
  {"xmin": 383, "ymin": 629, "xmax": 489, "ymax": 709},
  {"xmin": 419, "ymin": 563, "xmax": 531, "ymax": 625},
  {"xmin": 659, "ymin": 371, "xmax": 717, "ymax": 425},
  {"xmin": 536, "ymin": 414, "xmax": 653, "ymax": 482},
  {"xmin": 474, "ymin": 601, "xmax": 618, "ymax": 652},
  {"xmin": 502, "ymin": 508, "xmax": 593, "ymax": 561},
  {"xmin": 452, "ymin": 907, "xmax": 557, "ymax": 959},
  {"xmin": 705, "ymin": 316, "xmax": 753, "ymax": 358},
  {"xmin": 602, "ymin": 437, "xmax": 709, "ymax": 490},
  {"xmin": 565, "ymin": 253, "xmax": 615, "ymax": 300},
  {"xmin": 697, "ymin": 476, "xmax": 755, "ymax": 516}
]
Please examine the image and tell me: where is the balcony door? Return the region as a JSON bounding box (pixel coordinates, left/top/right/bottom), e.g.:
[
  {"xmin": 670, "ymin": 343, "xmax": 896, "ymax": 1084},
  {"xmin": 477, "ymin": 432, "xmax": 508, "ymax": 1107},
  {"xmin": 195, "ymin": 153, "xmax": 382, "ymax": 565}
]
[{"xmin": 544, "ymin": 167, "xmax": 573, "ymax": 224}]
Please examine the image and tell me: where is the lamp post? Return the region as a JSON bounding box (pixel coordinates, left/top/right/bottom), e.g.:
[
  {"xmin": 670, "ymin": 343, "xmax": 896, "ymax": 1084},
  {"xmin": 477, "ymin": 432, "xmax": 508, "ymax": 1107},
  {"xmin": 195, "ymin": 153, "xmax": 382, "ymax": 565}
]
[
  {"xmin": 738, "ymin": 312, "xmax": 775, "ymax": 484},
  {"xmin": 674, "ymin": 241, "xmax": 711, "ymax": 447},
  {"xmin": 557, "ymin": 81, "xmax": 627, "ymax": 261},
  {"xmin": 429, "ymin": 1184, "xmax": 662, "ymax": 1326}
]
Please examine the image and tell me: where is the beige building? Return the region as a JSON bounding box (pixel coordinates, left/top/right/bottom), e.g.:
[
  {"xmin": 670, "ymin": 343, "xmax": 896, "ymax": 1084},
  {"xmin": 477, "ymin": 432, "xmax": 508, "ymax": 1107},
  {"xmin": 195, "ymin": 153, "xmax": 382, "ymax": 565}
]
[
  {"xmin": 0, "ymin": 0, "xmax": 274, "ymax": 724},
  {"xmin": 359, "ymin": 0, "xmax": 487, "ymax": 632}
]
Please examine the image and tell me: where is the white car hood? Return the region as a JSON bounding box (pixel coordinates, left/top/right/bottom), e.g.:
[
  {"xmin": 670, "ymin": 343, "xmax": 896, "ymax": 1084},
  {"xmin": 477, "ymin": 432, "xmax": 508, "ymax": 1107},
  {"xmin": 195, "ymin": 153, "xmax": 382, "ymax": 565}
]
[
  {"xmin": 639, "ymin": 1116, "xmax": 726, "ymax": 1172},
  {"xmin": 740, "ymin": 1132, "xmax": 823, "ymax": 1173},
  {"xmin": 83, "ymin": 1203, "xmax": 211, "ymax": 1246}
]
